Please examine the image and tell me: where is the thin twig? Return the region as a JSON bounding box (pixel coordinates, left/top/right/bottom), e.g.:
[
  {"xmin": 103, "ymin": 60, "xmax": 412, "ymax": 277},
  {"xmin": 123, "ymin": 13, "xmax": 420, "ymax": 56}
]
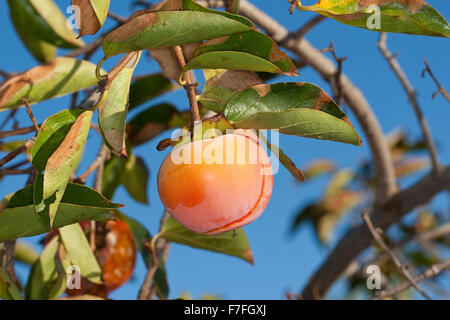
[
  {"xmin": 0, "ymin": 139, "xmax": 34, "ymax": 168},
  {"xmin": 373, "ymin": 258, "xmax": 450, "ymax": 300},
  {"xmin": 107, "ymin": 12, "xmax": 127, "ymax": 24},
  {"xmin": 89, "ymin": 145, "xmax": 109, "ymax": 251},
  {"xmin": 0, "ymin": 167, "xmax": 32, "ymax": 177},
  {"xmin": 138, "ymin": 211, "xmax": 171, "ymax": 300},
  {"xmin": 0, "ymin": 70, "xmax": 16, "ymax": 80},
  {"xmin": 173, "ymin": 46, "xmax": 201, "ymax": 132},
  {"xmin": 288, "ymin": 15, "xmax": 326, "ymax": 40},
  {"xmin": 0, "ymin": 109, "xmax": 18, "ymax": 130},
  {"xmin": 76, "ymin": 145, "xmax": 110, "ymax": 184},
  {"xmin": 362, "ymin": 211, "xmax": 432, "ymax": 300},
  {"xmin": 0, "ymin": 126, "xmax": 36, "ymax": 139},
  {"xmin": 21, "ymin": 99, "xmax": 40, "ymax": 135},
  {"xmin": 320, "ymin": 42, "xmax": 347, "ymax": 105},
  {"xmin": 345, "ymin": 221, "xmax": 450, "ymax": 280},
  {"xmin": 421, "ymin": 59, "xmax": 450, "ymax": 103},
  {"xmin": 378, "ymin": 33, "xmax": 442, "ymax": 173}
]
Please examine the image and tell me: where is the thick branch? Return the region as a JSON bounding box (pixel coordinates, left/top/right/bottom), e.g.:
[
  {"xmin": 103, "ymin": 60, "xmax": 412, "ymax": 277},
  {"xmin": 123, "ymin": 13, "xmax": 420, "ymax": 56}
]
[
  {"xmin": 301, "ymin": 167, "xmax": 450, "ymax": 299},
  {"xmin": 378, "ymin": 33, "xmax": 441, "ymax": 173}
]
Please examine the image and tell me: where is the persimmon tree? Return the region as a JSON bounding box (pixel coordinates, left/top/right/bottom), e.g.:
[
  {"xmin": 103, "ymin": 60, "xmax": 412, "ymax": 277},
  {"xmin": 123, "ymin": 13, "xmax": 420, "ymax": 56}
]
[{"xmin": 0, "ymin": 0, "xmax": 449, "ymax": 300}]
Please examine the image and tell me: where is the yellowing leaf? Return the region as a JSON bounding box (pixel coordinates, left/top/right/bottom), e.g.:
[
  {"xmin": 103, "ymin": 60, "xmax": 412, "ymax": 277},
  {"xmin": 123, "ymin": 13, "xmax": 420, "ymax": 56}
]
[
  {"xmin": 158, "ymin": 216, "xmax": 253, "ymax": 264},
  {"xmin": 73, "ymin": 0, "xmax": 111, "ymax": 36},
  {"xmin": 297, "ymin": 0, "xmax": 450, "ymax": 37},
  {"xmin": 0, "ymin": 58, "xmax": 99, "ymax": 110}
]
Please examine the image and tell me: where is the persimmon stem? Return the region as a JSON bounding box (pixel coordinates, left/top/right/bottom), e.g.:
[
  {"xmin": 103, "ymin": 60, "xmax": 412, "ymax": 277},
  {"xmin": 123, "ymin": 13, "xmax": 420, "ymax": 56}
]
[{"xmin": 173, "ymin": 46, "xmax": 201, "ymax": 133}]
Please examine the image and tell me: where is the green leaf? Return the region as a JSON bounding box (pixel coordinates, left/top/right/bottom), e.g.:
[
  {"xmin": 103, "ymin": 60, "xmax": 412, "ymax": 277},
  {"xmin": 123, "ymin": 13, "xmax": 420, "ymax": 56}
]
[
  {"xmin": 394, "ymin": 157, "xmax": 428, "ymax": 178},
  {"xmin": 318, "ymin": 190, "xmax": 363, "ymax": 244},
  {"xmin": 0, "ymin": 267, "xmax": 24, "ymax": 300},
  {"xmin": 180, "ymin": 0, "xmax": 253, "ymax": 27},
  {"xmin": 224, "ymin": 82, "xmax": 361, "ymax": 146},
  {"xmin": 113, "ymin": 211, "xmax": 169, "ymax": 298},
  {"xmin": 158, "ymin": 216, "xmax": 254, "ymax": 264},
  {"xmin": 199, "ymin": 70, "xmax": 263, "ymax": 113},
  {"xmin": 59, "ymin": 223, "xmax": 102, "ymax": 284},
  {"xmin": 73, "ymin": 0, "xmax": 111, "ymax": 36},
  {"xmin": 122, "ymin": 154, "xmax": 149, "ymax": 204},
  {"xmin": 7, "ymin": 0, "xmax": 56, "ymax": 63},
  {"xmin": 25, "ymin": 236, "xmax": 67, "ymax": 300},
  {"xmin": 102, "ymin": 155, "xmax": 127, "ymax": 200},
  {"xmin": 297, "ymin": 0, "xmax": 450, "ymax": 37},
  {"xmin": 129, "ymin": 73, "xmax": 176, "ymax": 110},
  {"xmin": 0, "ymin": 58, "xmax": 100, "ymax": 110},
  {"xmin": 33, "ymin": 110, "xmax": 93, "ymax": 226},
  {"xmin": 0, "ymin": 183, "xmax": 119, "ymax": 242},
  {"xmin": 127, "ymin": 103, "xmax": 185, "ymax": 146},
  {"xmin": 99, "ymin": 52, "xmax": 141, "ymax": 156},
  {"xmin": 102, "ymin": 10, "xmax": 253, "ymax": 57},
  {"xmin": 7, "ymin": 0, "xmax": 84, "ymax": 49},
  {"xmin": 303, "ymin": 159, "xmax": 336, "ymax": 180},
  {"xmin": 31, "ymin": 109, "xmax": 84, "ymax": 171},
  {"xmin": 15, "ymin": 241, "xmax": 39, "ymax": 265},
  {"xmin": 184, "ymin": 31, "xmax": 298, "ymax": 76},
  {"xmin": 324, "ymin": 169, "xmax": 354, "ymax": 198}
]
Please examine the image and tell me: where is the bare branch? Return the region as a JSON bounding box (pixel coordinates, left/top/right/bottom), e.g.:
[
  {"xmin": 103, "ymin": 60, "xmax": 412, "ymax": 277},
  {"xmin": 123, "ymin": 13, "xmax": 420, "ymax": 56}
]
[
  {"xmin": 378, "ymin": 33, "xmax": 442, "ymax": 173},
  {"xmin": 0, "ymin": 139, "xmax": 34, "ymax": 168},
  {"xmin": 421, "ymin": 59, "xmax": 450, "ymax": 103},
  {"xmin": 138, "ymin": 211, "xmax": 171, "ymax": 300},
  {"xmin": 0, "ymin": 126, "xmax": 36, "ymax": 139},
  {"xmin": 344, "ymin": 221, "xmax": 450, "ymax": 280},
  {"xmin": 0, "ymin": 109, "xmax": 18, "ymax": 130},
  {"xmin": 320, "ymin": 42, "xmax": 347, "ymax": 105},
  {"xmin": 300, "ymin": 166, "xmax": 450, "ymax": 299},
  {"xmin": 21, "ymin": 99, "xmax": 40, "ymax": 135},
  {"xmin": 373, "ymin": 258, "xmax": 450, "ymax": 300},
  {"xmin": 363, "ymin": 211, "xmax": 431, "ymax": 300},
  {"xmin": 287, "ymin": 15, "xmax": 327, "ymax": 40}
]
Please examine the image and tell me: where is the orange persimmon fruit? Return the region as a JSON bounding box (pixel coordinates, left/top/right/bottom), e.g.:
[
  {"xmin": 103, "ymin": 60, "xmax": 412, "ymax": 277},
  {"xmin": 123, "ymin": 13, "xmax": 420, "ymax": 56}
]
[{"xmin": 157, "ymin": 130, "xmax": 273, "ymax": 234}]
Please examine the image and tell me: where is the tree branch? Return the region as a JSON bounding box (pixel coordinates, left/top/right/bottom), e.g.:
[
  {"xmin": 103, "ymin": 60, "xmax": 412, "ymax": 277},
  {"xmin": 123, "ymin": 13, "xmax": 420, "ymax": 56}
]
[
  {"xmin": 0, "ymin": 139, "xmax": 34, "ymax": 168},
  {"xmin": 21, "ymin": 99, "xmax": 40, "ymax": 135},
  {"xmin": 138, "ymin": 211, "xmax": 171, "ymax": 300},
  {"xmin": 378, "ymin": 33, "xmax": 441, "ymax": 173},
  {"xmin": 373, "ymin": 258, "xmax": 450, "ymax": 300},
  {"xmin": 300, "ymin": 166, "xmax": 450, "ymax": 299},
  {"xmin": 421, "ymin": 59, "xmax": 450, "ymax": 103},
  {"xmin": 0, "ymin": 126, "xmax": 36, "ymax": 139}
]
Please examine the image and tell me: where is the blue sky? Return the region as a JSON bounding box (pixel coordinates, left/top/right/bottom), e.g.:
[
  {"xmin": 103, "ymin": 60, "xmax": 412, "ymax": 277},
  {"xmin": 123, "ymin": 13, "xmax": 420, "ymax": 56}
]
[{"xmin": 0, "ymin": 0, "xmax": 449, "ymax": 300}]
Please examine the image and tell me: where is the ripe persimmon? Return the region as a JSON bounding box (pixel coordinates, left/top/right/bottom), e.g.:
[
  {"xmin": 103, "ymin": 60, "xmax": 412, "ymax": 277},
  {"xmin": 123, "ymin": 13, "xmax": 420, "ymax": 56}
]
[{"xmin": 157, "ymin": 130, "xmax": 273, "ymax": 234}]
